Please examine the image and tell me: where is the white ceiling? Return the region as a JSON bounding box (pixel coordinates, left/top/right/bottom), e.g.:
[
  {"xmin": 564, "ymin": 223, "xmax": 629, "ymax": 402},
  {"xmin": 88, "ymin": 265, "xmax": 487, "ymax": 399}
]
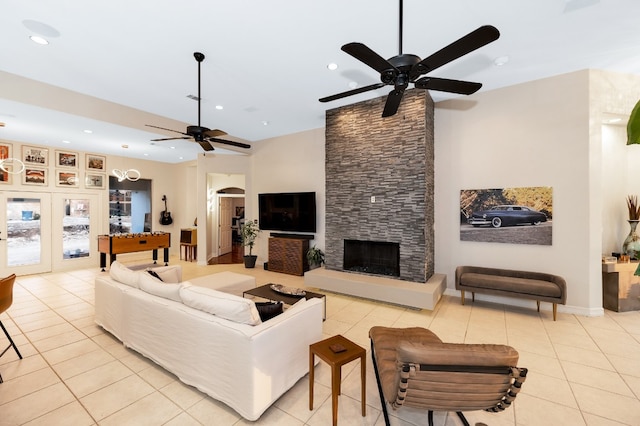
[{"xmin": 1, "ymin": 0, "xmax": 639, "ymax": 163}]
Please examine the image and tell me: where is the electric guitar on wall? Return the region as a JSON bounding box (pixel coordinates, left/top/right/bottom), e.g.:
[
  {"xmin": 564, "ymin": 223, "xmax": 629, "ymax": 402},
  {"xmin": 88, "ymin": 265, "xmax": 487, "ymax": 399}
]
[{"xmin": 160, "ymin": 195, "xmax": 173, "ymax": 225}]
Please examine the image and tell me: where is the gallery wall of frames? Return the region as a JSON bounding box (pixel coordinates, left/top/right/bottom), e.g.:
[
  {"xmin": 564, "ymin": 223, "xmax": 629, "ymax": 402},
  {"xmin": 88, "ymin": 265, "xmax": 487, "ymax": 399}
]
[{"xmin": 0, "ymin": 141, "xmax": 106, "ymax": 189}]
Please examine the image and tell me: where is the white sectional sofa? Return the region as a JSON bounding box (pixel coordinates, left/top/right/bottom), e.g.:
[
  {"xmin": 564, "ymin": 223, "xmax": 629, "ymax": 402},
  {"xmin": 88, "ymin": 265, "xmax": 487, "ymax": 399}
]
[{"xmin": 94, "ymin": 262, "xmax": 324, "ymax": 421}]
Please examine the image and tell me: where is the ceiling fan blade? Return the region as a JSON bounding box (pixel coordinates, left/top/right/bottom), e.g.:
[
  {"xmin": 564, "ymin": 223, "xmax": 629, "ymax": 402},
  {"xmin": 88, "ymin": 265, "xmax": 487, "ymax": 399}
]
[
  {"xmin": 342, "ymin": 42, "xmax": 398, "ymax": 75},
  {"xmin": 204, "ymin": 128, "xmax": 227, "ymax": 138},
  {"xmin": 198, "ymin": 141, "xmax": 215, "ymax": 151},
  {"xmin": 209, "ymin": 138, "xmax": 251, "ymax": 149},
  {"xmin": 319, "ymin": 83, "xmax": 386, "ymax": 103},
  {"xmin": 145, "ymin": 124, "xmax": 188, "ymax": 136},
  {"xmin": 382, "ymin": 89, "xmax": 405, "ymax": 117},
  {"xmin": 415, "ymin": 77, "xmax": 482, "ymax": 95},
  {"xmin": 410, "ymin": 25, "xmax": 500, "ymax": 78},
  {"xmin": 150, "ymin": 137, "xmax": 191, "ymax": 142}
]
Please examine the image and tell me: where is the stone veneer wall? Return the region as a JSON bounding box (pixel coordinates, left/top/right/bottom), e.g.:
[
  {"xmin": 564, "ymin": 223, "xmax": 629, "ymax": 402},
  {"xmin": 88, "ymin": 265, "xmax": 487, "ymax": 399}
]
[{"xmin": 324, "ymin": 89, "xmax": 434, "ymax": 283}]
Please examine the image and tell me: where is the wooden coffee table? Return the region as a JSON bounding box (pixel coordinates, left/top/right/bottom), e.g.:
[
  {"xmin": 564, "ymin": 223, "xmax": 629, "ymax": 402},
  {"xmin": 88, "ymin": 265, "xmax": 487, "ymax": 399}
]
[
  {"xmin": 309, "ymin": 335, "xmax": 366, "ymax": 426},
  {"xmin": 242, "ymin": 283, "xmax": 326, "ymax": 320}
]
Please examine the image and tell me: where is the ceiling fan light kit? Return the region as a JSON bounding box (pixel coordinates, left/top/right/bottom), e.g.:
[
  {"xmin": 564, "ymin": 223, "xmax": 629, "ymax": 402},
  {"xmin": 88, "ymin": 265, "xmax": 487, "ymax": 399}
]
[
  {"xmin": 112, "ymin": 168, "xmax": 141, "ymax": 182},
  {"xmin": 0, "ymin": 158, "xmax": 26, "ymax": 175},
  {"xmin": 319, "ymin": 0, "xmax": 500, "ymax": 117},
  {"xmin": 145, "ymin": 52, "xmax": 250, "ymax": 152}
]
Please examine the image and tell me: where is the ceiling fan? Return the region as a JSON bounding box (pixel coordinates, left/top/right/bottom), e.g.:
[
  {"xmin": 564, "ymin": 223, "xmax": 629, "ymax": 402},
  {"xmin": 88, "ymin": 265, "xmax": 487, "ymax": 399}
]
[
  {"xmin": 319, "ymin": 0, "xmax": 500, "ymax": 117},
  {"xmin": 146, "ymin": 52, "xmax": 250, "ymax": 152}
]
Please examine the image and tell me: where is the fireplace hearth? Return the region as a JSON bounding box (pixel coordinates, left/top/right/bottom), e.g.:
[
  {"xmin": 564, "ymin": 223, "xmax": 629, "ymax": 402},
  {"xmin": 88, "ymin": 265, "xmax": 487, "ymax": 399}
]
[{"xmin": 343, "ymin": 239, "xmax": 400, "ymax": 277}]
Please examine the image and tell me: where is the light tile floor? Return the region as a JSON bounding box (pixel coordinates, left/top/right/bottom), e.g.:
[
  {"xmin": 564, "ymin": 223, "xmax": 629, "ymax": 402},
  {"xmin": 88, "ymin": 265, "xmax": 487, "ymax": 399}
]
[{"xmin": 1, "ymin": 258, "xmax": 640, "ymax": 425}]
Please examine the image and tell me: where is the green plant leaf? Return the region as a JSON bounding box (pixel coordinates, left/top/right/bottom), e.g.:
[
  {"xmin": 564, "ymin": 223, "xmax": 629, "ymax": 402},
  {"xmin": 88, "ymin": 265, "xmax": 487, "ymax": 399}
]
[{"xmin": 627, "ymin": 100, "xmax": 640, "ymax": 145}]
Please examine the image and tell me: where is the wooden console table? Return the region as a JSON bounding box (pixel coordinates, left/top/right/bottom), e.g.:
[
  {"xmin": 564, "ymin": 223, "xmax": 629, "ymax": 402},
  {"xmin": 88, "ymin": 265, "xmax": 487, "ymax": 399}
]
[
  {"xmin": 602, "ymin": 261, "xmax": 640, "ymax": 312},
  {"xmin": 98, "ymin": 232, "xmax": 170, "ymax": 270}
]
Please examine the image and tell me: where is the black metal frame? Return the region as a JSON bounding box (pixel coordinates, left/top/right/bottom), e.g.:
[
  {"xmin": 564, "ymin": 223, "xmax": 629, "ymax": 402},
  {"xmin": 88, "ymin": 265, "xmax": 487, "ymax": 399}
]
[{"xmin": 0, "ymin": 319, "xmax": 23, "ymax": 384}]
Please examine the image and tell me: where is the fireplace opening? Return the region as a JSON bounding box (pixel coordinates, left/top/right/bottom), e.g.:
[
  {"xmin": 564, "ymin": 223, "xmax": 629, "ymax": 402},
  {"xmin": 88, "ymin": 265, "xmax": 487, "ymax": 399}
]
[{"xmin": 343, "ymin": 239, "xmax": 400, "ymax": 277}]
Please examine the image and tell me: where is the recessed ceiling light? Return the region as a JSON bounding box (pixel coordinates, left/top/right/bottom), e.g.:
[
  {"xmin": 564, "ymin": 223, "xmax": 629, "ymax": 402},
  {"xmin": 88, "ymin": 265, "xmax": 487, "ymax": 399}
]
[
  {"xmin": 215, "ymin": 105, "xmax": 223, "ymax": 110},
  {"xmin": 83, "ymin": 129, "xmax": 92, "ymax": 134},
  {"xmin": 29, "ymin": 35, "xmax": 49, "ymax": 45},
  {"xmin": 143, "ymin": 153, "xmax": 149, "ymax": 156},
  {"xmin": 493, "ymin": 56, "xmax": 510, "ymax": 66},
  {"xmin": 179, "ymin": 156, "xmax": 184, "ymax": 160},
  {"xmin": 327, "ymin": 63, "xmax": 338, "ymax": 71},
  {"xmin": 170, "ymin": 146, "xmax": 176, "ymax": 149},
  {"xmin": 62, "ymin": 140, "xmax": 71, "ymax": 144},
  {"xmin": 348, "ymin": 81, "xmax": 358, "ymax": 89},
  {"xmin": 262, "ymin": 120, "xmax": 269, "ymax": 126}
]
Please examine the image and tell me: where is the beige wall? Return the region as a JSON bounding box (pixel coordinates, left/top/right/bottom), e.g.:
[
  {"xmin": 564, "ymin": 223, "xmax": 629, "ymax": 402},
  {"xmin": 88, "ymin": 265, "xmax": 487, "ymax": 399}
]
[{"xmin": 6, "ymin": 68, "xmax": 640, "ymax": 314}]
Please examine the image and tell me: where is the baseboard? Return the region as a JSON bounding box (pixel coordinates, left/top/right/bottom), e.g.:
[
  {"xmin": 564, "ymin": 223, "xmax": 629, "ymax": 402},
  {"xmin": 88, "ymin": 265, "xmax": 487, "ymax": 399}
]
[{"xmin": 442, "ymin": 288, "xmax": 605, "ymax": 317}]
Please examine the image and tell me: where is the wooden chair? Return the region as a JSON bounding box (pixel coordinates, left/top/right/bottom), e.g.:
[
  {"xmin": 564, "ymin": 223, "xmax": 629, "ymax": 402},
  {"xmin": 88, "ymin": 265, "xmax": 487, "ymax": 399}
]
[
  {"xmin": 0, "ymin": 274, "xmax": 22, "ymax": 383},
  {"xmin": 369, "ymin": 326, "xmax": 527, "ymax": 426}
]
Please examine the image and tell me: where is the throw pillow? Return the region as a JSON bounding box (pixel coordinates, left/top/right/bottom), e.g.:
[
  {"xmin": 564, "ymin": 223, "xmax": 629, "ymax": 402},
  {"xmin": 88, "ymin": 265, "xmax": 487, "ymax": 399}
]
[
  {"xmin": 109, "ymin": 261, "xmax": 139, "ymax": 288},
  {"xmin": 138, "ymin": 272, "xmax": 182, "ymax": 302},
  {"xmin": 255, "ymin": 301, "xmax": 283, "ymax": 322},
  {"xmin": 179, "ymin": 284, "xmax": 261, "ymax": 325},
  {"xmin": 148, "ymin": 265, "xmax": 182, "ymax": 283},
  {"xmin": 147, "ymin": 270, "xmax": 163, "ymax": 281}
]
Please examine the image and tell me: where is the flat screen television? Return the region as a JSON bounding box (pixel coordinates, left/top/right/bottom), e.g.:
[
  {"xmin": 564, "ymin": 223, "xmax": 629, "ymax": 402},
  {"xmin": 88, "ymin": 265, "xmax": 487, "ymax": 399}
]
[{"xmin": 258, "ymin": 192, "xmax": 316, "ymax": 233}]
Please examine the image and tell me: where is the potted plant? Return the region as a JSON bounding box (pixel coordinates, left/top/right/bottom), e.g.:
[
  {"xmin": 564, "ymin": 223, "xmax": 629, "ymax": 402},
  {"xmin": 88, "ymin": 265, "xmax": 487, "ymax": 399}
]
[
  {"xmin": 306, "ymin": 245, "xmax": 325, "ymax": 269},
  {"xmin": 241, "ymin": 219, "xmax": 260, "ymax": 268}
]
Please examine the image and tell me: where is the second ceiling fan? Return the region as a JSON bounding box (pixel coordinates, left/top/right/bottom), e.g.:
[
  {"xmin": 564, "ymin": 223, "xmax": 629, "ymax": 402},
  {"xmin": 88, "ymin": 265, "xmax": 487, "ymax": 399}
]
[
  {"xmin": 319, "ymin": 0, "xmax": 500, "ymax": 117},
  {"xmin": 146, "ymin": 52, "xmax": 250, "ymax": 152}
]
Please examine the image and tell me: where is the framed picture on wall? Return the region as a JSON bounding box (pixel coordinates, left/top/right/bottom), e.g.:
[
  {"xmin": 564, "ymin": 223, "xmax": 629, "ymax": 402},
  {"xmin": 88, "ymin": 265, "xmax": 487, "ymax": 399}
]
[
  {"xmin": 0, "ymin": 142, "xmax": 12, "ymax": 184},
  {"xmin": 23, "ymin": 167, "xmax": 47, "ymax": 185},
  {"xmin": 0, "ymin": 165, "xmax": 11, "ymax": 184},
  {"xmin": 56, "ymin": 169, "xmax": 79, "ymax": 187},
  {"xmin": 22, "ymin": 145, "xmax": 48, "ymax": 166},
  {"xmin": 459, "ymin": 186, "xmax": 553, "ymax": 246},
  {"xmin": 85, "ymin": 173, "xmax": 105, "ymax": 189},
  {"xmin": 86, "ymin": 154, "xmax": 106, "ymax": 171},
  {"xmin": 55, "ymin": 150, "xmax": 79, "ymax": 168}
]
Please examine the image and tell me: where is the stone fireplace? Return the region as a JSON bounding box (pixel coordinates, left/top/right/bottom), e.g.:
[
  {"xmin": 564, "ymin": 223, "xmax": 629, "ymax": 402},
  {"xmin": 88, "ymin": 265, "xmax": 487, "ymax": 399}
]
[
  {"xmin": 305, "ymin": 89, "xmax": 443, "ymax": 309},
  {"xmin": 324, "ymin": 89, "xmax": 434, "ymax": 283}
]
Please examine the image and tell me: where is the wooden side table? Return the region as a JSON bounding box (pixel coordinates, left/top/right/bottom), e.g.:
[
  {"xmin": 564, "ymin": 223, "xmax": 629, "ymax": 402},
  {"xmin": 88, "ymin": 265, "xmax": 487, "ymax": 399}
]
[
  {"xmin": 309, "ymin": 334, "xmax": 366, "ymax": 426},
  {"xmin": 180, "ymin": 243, "xmax": 197, "ymax": 262}
]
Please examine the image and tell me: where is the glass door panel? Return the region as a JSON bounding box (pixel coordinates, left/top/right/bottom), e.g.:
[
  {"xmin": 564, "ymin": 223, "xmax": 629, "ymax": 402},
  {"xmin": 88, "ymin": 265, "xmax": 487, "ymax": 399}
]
[
  {"xmin": 0, "ymin": 192, "xmax": 51, "ymax": 276},
  {"xmin": 7, "ymin": 197, "xmax": 42, "ymax": 266},
  {"xmin": 62, "ymin": 198, "xmax": 90, "ymax": 259}
]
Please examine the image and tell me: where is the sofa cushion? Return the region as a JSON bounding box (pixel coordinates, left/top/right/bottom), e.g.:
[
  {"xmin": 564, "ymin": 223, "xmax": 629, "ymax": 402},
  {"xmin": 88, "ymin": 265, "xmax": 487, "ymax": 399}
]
[
  {"xmin": 138, "ymin": 272, "xmax": 182, "ymax": 302},
  {"xmin": 148, "ymin": 265, "xmax": 182, "ymax": 283},
  {"xmin": 460, "ymin": 273, "xmax": 562, "ymax": 298},
  {"xmin": 147, "ymin": 270, "xmax": 163, "ymax": 281},
  {"xmin": 109, "ymin": 261, "xmax": 139, "ymax": 288},
  {"xmin": 180, "ymin": 284, "xmax": 261, "ymax": 325},
  {"xmin": 255, "ymin": 301, "xmax": 283, "ymax": 322}
]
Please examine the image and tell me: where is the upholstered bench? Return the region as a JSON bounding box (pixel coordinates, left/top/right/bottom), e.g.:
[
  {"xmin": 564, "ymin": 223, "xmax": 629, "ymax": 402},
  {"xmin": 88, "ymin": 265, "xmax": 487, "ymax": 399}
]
[{"xmin": 455, "ymin": 266, "xmax": 566, "ymax": 320}]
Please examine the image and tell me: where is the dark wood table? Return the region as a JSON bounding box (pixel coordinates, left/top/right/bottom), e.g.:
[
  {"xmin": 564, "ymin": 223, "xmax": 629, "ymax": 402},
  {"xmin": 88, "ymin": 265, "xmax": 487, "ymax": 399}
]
[
  {"xmin": 309, "ymin": 335, "xmax": 366, "ymax": 426},
  {"xmin": 242, "ymin": 284, "xmax": 326, "ymax": 320}
]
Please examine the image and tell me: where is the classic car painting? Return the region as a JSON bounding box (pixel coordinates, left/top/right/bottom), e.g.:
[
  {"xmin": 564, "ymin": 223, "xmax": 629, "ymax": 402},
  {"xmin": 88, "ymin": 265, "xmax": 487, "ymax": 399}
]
[
  {"xmin": 460, "ymin": 186, "xmax": 552, "ymax": 246},
  {"xmin": 467, "ymin": 205, "xmax": 547, "ymax": 228}
]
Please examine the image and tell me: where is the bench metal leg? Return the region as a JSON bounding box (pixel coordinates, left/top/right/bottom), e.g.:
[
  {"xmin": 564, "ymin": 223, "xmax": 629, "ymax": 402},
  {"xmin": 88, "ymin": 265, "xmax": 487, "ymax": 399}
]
[
  {"xmin": 460, "ymin": 290, "xmax": 465, "ymax": 305},
  {"xmin": 536, "ymin": 300, "xmax": 540, "ymax": 312}
]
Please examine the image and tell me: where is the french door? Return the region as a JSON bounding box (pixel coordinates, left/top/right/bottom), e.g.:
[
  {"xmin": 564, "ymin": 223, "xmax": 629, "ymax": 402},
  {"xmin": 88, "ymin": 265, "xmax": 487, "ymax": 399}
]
[
  {"xmin": 0, "ymin": 191, "xmax": 101, "ymax": 276},
  {"xmin": 0, "ymin": 192, "xmax": 52, "ymax": 276}
]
